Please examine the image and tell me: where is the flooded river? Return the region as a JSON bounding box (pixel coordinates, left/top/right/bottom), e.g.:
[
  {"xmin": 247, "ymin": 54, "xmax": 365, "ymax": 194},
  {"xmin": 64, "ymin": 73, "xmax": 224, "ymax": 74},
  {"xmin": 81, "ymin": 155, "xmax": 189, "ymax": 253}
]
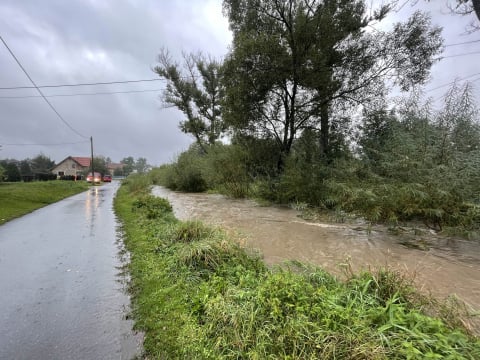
[{"xmin": 153, "ymin": 186, "xmax": 480, "ymax": 329}]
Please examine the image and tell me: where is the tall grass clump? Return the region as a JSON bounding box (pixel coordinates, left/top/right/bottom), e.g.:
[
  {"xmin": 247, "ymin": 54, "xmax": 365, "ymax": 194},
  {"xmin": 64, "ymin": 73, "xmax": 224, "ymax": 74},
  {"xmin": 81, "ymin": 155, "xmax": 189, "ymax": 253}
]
[
  {"xmin": 123, "ymin": 173, "xmax": 152, "ymax": 194},
  {"xmin": 114, "ymin": 177, "xmax": 480, "ymax": 359},
  {"xmin": 153, "ymin": 146, "xmax": 207, "ymax": 192},
  {"xmin": 151, "ymin": 144, "xmax": 251, "ymax": 198}
]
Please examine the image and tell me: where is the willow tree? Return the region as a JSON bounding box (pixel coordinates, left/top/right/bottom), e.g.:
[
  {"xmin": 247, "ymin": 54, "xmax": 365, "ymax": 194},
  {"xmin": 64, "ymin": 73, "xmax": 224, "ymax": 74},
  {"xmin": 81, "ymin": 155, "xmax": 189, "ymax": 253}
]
[
  {"xmin": 154, "ymin": 49, "xmax": 225, "ymax": 153},
  {"xmin": 222, "ymin": 0, "xmax": 443, "ymax": 167}
]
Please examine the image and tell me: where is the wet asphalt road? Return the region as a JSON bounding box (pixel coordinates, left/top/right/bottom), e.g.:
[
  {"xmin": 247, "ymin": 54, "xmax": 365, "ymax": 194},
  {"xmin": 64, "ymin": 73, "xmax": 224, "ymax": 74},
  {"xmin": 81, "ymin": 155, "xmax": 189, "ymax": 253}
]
[{"xmin": 0, "ymin": 182, "xmax": 139, "ymax": 360}]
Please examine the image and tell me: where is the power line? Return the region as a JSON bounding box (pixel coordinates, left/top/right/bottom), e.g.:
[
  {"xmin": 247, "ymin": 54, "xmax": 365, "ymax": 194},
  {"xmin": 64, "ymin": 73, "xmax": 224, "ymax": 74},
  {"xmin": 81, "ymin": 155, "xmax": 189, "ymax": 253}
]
[
  {"xmin": 0, "ymin": 88, "xmax": 165, "ymax": 99},
  {"xmin": 432, "ymin": 76, "xmax": 480, "ymax": 103},
  {"xmin": 425, "ymin": 72, "xmax": 480, "ymax": 93},
  {"xmin": 3, "ymin": 140, "xmax": 90, "ymax": 146},
  {"xmin": 445, "ymin": 39, "xmax": 480, "ymax": 47},
  {"xmin": 0, "ymin": 78, "xmax": 165, "ymax": 90},
  {"xmin": 0, "ymin": 35, "xmax": 88, "ymax": 139},
  {"xmin": 438, "ymin": 50, "xmax": 480, "ymax": 59}
]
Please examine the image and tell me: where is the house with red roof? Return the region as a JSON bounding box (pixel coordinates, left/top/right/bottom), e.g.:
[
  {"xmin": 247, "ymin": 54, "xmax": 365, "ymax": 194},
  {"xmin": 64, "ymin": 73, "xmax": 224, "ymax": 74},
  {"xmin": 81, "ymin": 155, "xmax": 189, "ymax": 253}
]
[{"xmin": 52, "ymin": 156, "xmax": 91, "ymax": 178}]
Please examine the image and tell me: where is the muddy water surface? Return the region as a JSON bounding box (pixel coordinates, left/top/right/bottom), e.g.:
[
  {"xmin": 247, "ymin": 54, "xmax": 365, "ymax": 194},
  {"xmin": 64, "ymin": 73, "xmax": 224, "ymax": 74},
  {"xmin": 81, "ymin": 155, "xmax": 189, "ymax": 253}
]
[{"xmin": 153, "ymin": 186, "xmax": 480, "ymax": 325}]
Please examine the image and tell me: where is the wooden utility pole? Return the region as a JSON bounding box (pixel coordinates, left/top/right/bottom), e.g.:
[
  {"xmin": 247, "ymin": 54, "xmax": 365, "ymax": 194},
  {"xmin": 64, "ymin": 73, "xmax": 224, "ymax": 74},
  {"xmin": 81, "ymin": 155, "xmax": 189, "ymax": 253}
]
[{"xmin": 90, "ymin": 136, "xmax": 95, "ymax": 176}]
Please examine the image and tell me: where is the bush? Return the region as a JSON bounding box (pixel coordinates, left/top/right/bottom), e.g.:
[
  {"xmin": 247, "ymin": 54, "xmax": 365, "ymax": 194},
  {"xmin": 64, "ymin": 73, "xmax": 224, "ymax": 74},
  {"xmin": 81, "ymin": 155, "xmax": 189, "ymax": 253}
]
[
  {"xmin": 203, "ymin": 144, "xmax": 250, "ymax": 198},
  {"xmin": 132, "ymin": 194, "xmax": 172, "ymax": 219},
  {"xmin": 123, "ymin": 173, "xmax": 151, "ymax": 194},
  {"xmin": 161, "ymin": 147, "xmax": 208, "ymax": 192}
]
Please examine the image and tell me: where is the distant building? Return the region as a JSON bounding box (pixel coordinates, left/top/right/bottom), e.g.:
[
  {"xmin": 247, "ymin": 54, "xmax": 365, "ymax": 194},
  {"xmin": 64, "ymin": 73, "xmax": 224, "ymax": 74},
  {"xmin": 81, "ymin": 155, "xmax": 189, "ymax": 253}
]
[
  {"xmin": 52, "ymin": 156, "xmax": 91, "ymax": 178},
  {"xmin": 106, "ymin": 162, "xmax": 124, "ymax": 176}
]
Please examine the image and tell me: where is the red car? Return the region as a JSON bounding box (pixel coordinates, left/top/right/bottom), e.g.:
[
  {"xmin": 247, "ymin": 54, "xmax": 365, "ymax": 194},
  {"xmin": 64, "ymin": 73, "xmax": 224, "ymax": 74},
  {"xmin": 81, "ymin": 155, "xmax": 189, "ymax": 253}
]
[
  {"xmin": 103, "ymin": 174, "xmax": 112, "ymax": 182},
  {"xmin": 86, "ymin": 172, "xmax": 102, "ymax": 184}
]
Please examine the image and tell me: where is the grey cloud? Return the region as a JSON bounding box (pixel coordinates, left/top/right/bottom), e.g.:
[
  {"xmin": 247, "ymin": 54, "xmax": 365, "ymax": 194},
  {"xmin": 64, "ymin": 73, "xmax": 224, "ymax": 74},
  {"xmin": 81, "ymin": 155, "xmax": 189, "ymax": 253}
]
[{"xmin": 0, "ymin": 0, "xmax": 478, "ymax": 166}]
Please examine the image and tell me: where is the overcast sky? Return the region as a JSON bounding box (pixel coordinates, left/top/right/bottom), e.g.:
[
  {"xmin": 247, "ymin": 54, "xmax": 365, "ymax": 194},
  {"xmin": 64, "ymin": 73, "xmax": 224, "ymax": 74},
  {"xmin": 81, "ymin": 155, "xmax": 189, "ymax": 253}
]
[{"xmin": 0, "ymin": 0, "xmax": 479, "ymax": 165}]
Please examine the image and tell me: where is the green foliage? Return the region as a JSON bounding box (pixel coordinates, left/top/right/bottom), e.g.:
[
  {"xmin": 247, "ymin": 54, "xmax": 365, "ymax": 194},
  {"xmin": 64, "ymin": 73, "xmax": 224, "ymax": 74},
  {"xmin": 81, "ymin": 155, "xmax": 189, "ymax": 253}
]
[
  {"xmin": 150, "ymin": 145, "xmax": 208, "ymax": 193},
  {"xmin": 30, "ymin": 153, "xmax": 55, "ymax": 174},
  {"xmin": 122, "ymin": 173, "xmax": 152, "ymax": 195},
  {"xmin": 152, "ymin": 144, "xmax": 251, "ymax": 197},
  {"xmin": 232, "ymin": 134, "xmax": 281, "ymax": 178},
  {"xmin": 115, "ymin": 184, "xmax": 480, "ymax": 359},
  {"xmin": 90, "ymin": 156, "xmax": 109, "ymax": 177},
  {"xmin": 19, "ymin": 160, "xmax": 33, "ymax": 177},
  {"xmin": 0, "ymin": 161, "xmax": 21, "ymax": 182},
  {"xmin": 152, "ymin": 82, "xmax": 480, "ymax": 236},
  {"xmin": 0, "ymin": 164, "xmax": 4, "ymax": 182},
  {"xmin": 121, "ymin": 156, "xmax": 136, "ymax": 176},
  {"xmin": 222, "ymin": 0, "xmax": 442, "ymax": 162},
  {"xmin": 135, "ymin": 157, "xmax": 149, "ymax": 174},
  {"xmin": 133, "ymin": 195, "xmax": 172, "ymax": 219},
  {"xmin": 351, "ymin": 83, "xmax": 480, "ymax": 232},
  {"xmin": 170, "ymin": 147, "xmax": 208, "ymax": 192},
  {"xmin": 202, "ymin": 144, "xmax": 250, "ymax": 198},
  {"xmin": 154, "ymin": 49, "xmax": 226, "ymax": 151}
]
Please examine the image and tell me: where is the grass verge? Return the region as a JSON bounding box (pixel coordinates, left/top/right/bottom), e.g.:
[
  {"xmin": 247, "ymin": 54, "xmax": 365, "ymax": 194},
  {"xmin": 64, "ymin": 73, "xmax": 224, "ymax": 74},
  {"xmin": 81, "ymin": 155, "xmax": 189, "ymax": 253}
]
[
  {"xmin": 0, "ymin": 181, "xmax": 89, "ymax": 225},
  {"xmin": 115, "ymin": 176, "xmax": 480, "ymax": 359}
]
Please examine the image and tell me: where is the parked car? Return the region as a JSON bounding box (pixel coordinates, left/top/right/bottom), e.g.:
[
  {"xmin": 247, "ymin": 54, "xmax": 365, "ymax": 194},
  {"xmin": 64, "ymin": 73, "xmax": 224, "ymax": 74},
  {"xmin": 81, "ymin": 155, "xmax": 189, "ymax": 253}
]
[
  {"xmin": 103, "ymin": 174, "xmax": 112, "ymax": 182},
  {"xmin": 86, "ymin": 172, "xmax": 102, "ymax": 184}
]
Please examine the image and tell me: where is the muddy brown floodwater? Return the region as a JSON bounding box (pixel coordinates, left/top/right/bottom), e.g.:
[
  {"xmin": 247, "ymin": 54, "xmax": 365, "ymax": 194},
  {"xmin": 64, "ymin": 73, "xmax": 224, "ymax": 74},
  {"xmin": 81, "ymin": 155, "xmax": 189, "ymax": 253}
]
[{"xmin": 153, "ymin": 186, "xmax": 480, "ymax": 331}]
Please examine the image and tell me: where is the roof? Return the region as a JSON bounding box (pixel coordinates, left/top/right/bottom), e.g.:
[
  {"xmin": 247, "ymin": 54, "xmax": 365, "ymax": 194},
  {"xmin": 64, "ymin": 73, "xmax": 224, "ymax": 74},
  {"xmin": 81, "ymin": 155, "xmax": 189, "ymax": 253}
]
[
  {"xmin": 107, "ymin": 163, "xmax": 124, "ymax": 170},
  {"xmin": 53, "ymin": 156, "xmax": 91, "ymax": 169},
  {"xmin": 71, "ymin": 157, "xmax": 91, "ymax": 167}
]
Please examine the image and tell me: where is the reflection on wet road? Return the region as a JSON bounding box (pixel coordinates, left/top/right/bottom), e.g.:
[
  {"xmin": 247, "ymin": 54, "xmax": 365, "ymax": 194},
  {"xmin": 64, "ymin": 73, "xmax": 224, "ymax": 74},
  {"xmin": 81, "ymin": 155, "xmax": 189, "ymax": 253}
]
[
  {"xmin": 0, "ymin": 182, "xmax": 140, "ymax": 360},
  {"xmin": 153, "ymin": 186, "xmax": 480, "ymax": 329}
]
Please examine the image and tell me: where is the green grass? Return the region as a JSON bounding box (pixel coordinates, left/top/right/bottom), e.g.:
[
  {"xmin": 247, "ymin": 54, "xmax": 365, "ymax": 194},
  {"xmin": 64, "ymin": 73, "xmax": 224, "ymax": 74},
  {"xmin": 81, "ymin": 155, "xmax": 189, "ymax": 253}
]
[
  {"xmin": 114, "ymin": 176, "xmax": 480, "ymax": 359},
  {"xmin": 0, "ymin": 181, "xmax": 89, "ymax": 225}
]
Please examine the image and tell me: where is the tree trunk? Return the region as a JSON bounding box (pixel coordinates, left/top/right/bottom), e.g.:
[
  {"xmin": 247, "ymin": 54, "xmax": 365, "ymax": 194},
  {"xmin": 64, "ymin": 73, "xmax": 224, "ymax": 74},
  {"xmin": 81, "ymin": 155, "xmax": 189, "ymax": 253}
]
[{"xmin": 320, "ymin": 102, "xmax": 329, "ymax": 159}]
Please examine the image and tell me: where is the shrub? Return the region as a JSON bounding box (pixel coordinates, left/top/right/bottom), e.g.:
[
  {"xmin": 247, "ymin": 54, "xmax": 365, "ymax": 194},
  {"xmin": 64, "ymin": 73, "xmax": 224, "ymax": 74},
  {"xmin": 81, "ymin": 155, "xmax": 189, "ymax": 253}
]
[
  {"xmin": 123, "ymin": 173, "xmax": 151, "ymax": 194},
  {"xmin": 132, "ymin": 195, "xmax": 172, "ymax": 219},
  {"xmin": 171, "ymin": 148, "xmax": 207, "ymax": 192},
  {"xmin": 203, "ymin": 144, "xmax": 251, "ymax": 198}
]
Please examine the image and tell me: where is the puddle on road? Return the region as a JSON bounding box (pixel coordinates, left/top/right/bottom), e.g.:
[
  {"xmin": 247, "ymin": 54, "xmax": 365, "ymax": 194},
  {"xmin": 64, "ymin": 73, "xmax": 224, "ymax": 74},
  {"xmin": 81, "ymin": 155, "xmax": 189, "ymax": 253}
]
[{"xmin": 153, "ymin": 186, "xmax": 480, "ymax": 331}]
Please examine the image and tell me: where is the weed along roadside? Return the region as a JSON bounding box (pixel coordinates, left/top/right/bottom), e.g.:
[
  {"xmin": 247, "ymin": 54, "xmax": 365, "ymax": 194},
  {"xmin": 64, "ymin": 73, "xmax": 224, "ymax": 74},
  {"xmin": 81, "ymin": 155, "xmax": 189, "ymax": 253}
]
[
  {"xmin": 0, "ymin": 181, "xmax": 89, "ymax": 225},
  {"xmin": 114, "ymin": 175, "xmax": 480, "ymax": 359}
]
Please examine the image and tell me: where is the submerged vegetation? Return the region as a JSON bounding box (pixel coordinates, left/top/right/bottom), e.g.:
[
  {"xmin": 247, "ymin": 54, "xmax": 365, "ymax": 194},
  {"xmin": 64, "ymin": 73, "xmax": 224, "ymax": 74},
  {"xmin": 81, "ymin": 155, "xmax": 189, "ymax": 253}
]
[
  {"xmin": 124, "ymin": 0, "xmax": 480, "ymax": 356},
  {"xmin": 151, "ymin": 0, "xmax": 479, "ymax": 238},
  {"xmin": 115, "ymin": 175, "xmax": 480, "ymax": 359},
  {"xmin": 151, "ymin": 82, "xmax": 480, "ymax": 238},
  {"xmin": 0, "ymin": 181, "xmax": 89, "ymax": 225}
]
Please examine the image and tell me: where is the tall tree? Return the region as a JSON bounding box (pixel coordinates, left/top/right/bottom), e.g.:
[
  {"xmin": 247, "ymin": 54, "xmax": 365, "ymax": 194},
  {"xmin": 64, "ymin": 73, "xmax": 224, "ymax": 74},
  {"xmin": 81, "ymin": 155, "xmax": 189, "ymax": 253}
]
[
  {"xmin": 121, "ymin": 156, "xmax": 135, "ymax": 175},
  {"xmin": 2, "ymin": 162, "xmax": 21, "ymax": 182},
  {"xmin": 154, "ymin": 50, "xmax": 225, "ymax": 152},
  {"xmin": 91, "ymin": 157, "xmax": 108, "ymax": 176},
  {"xmin": 135, "ymin": 157, "xmax": 149, "ymax": 174},
  {"xmin": 19, "ymin": 160, "xmax": 33, "ymax": 177},
  {"xmin": 222, "ymin": 0, "xmax": 443, "ymax": 167},
  {"xmin": 31, "ymin": 154, "xmax": 55, "ymax": 174}
]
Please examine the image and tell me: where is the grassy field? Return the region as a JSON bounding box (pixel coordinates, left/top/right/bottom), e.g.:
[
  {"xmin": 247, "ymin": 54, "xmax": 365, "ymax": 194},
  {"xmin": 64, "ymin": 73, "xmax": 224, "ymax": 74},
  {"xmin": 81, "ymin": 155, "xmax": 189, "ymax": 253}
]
[
  {"xmin": 0, "ymin": 181, "xmax": 89, "ymax": 225},
  {"xmin": 114, "ymin": 175, "xmax": 480, "ymax": 359}
]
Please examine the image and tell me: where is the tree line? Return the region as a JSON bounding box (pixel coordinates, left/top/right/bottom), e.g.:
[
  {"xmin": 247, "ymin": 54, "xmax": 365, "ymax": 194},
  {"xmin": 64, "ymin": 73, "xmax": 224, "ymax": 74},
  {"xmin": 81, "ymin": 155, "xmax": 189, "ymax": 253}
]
[
  {"xmin": 152, "ymin": 0, "xmax": 480, "ymax": 236},
  {"xmin": 0, "ymin": 154, "xmax": 150, "ymax": 182}
]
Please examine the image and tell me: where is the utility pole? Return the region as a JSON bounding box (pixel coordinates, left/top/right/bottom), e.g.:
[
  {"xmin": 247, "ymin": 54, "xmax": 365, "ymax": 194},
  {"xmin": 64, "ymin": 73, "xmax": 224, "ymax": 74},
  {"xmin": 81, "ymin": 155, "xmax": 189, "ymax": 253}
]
[{"xmin": 90, "ymin": 136, "xmax": 95, "ymax": 177}]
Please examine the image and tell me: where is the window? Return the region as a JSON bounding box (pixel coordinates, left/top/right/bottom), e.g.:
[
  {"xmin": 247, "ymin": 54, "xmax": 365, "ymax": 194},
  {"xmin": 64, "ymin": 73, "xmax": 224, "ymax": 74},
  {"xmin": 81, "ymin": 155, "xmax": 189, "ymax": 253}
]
[{"xmin": 72, "ymin": 163, "xmax": 76, "ymax": 168}]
